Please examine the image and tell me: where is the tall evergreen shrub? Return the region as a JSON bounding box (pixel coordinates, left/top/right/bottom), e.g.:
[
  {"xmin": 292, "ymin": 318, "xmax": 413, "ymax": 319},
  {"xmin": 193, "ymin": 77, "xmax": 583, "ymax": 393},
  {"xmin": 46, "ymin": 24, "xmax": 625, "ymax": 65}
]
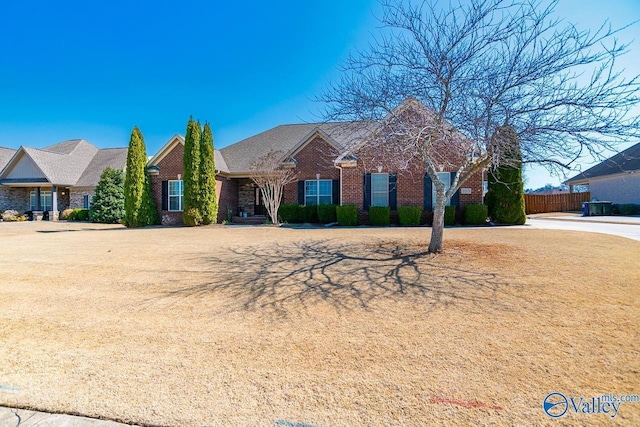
[
  {"xmin": 124, "ymin": 127, "xmax": 159, "ymax": 227},
  {"xmin": 486, "ymin": 126, "xmax": 526, "ymax": 225},
  {"xmin": 183, "ymin": 118, "xmax": 202, "ymax": 226},
  {"xmin": 199, "ymin": 122, "xmax": 218, "ymax": 224}
]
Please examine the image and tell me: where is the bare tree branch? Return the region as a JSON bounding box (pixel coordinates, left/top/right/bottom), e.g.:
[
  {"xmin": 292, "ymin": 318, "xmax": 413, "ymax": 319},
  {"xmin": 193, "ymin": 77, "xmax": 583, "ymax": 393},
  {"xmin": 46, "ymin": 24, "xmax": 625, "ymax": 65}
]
[{"xmin": 249, "ymin": 151, "xmax": 296, "ymax": 225}]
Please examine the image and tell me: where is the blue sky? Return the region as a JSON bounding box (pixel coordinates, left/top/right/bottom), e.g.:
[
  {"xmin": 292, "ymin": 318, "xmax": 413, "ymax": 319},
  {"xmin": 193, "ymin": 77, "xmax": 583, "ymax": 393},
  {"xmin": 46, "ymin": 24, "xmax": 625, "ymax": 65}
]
[{"xmin": 0, "ymin": 0, "xmax": 638, "ymax": 189}]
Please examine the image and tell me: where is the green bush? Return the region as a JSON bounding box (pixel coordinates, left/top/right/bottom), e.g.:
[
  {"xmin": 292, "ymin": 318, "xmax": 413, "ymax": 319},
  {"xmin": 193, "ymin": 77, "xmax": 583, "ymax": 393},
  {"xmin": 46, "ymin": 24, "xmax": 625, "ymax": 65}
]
[
  {"xmin": 336, "ymin": 205, "xmax": 358, "ymax": 226},
  {"xmin": 463, "ymin": 204, "xmax": 488, "ymax": 225},
  {"xmin": 90, "ymin": 167, "xmax": 125, "ymax": 224},
  {"xmin": 613, "ymin": 204, "xmax": 640, "ymax": 216},
  {"xmin": 398, "ymin": 206, "xmax": 422, "ymax": 226},
  {"xmin": 278, "ymin": 204, "xmax": 302, "ymax": 223},
  {"xmin": 68, "ymin": 208, "xmax": 90, "ymax": 221},
  {"xmin": 369, "ymin": 206, "xmax": 390, "ymax": 226},
  {"xmin": 301, "ymin": 204, "xmax": 318, "ymax": 223},
  {"xmin": 317, "ymin": 204, "xmax": 337, "ymax": 224},
  {"xmin": 444, "ymin": 205, "xmax": 456, "ymax": 226}
]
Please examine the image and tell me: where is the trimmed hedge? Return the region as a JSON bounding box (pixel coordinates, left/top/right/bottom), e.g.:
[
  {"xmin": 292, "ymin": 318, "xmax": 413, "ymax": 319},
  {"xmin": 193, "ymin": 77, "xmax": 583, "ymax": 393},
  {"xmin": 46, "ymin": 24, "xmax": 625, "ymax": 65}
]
[
  {"xmin": 67, "ymin": 208, "xmax": 90, "ymax": 221},
  {"xmin": 317, "ymin": 204, "xmax": 337, "ymax": 224},
  {"xmin": 398, "ymin": 206, "xmax": 422, "ymax": 226},
  {"xmin": 613, "ymin": 203, "xmax": 640, "ymax": 216},
  {"xmin": 463, "ymin": 204, "xmax": 488, "ymax": 225},
  {"xmin": 444, "ymin": 205, "xmax": 456, "ymax": 226},
  {"xmin": 369, "ymin": 206, "xmax": 390, "ymax": 226},
  {"xmin": 336, "ymin": 205, "xmax": 358, "ymax": 226},
  {"xmin": 301, "ymin": 204, "xmax": 318, "ymax": 223},
  {"xmin": 278, "ymin": 204, "xmax": 302, "ymax": 223}
]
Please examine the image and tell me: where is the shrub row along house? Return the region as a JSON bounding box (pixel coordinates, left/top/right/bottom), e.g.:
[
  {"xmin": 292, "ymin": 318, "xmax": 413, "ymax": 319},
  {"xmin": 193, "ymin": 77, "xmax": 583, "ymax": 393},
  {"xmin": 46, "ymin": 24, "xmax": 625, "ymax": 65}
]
[{"xmin": 1, "ymin": 120, "xmax": 485, "ymax": 224}]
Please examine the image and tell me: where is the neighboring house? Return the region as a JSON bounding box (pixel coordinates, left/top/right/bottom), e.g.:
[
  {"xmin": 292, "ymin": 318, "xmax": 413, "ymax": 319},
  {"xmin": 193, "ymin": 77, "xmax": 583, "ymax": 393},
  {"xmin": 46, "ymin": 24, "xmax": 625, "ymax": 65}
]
[
  {"xmin": 565, "ymin": 142, "xmax": 640, "ymax": 204},
  {"xmin": 0, "ymin": 139, "xmax": 127, "ymax": 219},
  {"xmin": 147, "ymin": 113, "xmax": 485, "ymax": 225}
]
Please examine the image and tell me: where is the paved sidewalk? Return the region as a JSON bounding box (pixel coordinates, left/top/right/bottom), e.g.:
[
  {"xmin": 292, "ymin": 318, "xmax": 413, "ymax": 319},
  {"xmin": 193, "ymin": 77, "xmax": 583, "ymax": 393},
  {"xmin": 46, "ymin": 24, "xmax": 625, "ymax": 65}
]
[
  {"xmin": 528, "ymin": 212, "xmax": 640, "ymax": 225},
  {"xmin": 527, "ymin": 214, "xmax": 640, "ymax": 241},
  {"xmin": 0, "ymin": 406, "xmax": 135, "ymax": 427}
]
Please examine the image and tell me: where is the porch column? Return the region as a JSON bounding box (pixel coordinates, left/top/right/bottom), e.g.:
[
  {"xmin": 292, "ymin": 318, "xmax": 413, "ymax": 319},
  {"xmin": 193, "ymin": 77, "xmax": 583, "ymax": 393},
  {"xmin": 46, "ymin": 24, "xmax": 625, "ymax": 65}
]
[
  {"xmin": 51, "ymin": 185, "xmax": 59, "ymax": 221},
  {"xmin": 35, "ymin": 187, "xmax": 41, "ymax": 211}
]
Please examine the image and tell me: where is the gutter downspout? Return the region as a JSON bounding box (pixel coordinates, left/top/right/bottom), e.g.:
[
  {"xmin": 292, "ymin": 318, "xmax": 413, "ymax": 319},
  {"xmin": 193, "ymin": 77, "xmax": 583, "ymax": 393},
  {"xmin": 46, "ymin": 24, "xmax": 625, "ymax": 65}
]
[{"xmin": 335, "ymin": 163, "xmax": 343, "ymax": 205}]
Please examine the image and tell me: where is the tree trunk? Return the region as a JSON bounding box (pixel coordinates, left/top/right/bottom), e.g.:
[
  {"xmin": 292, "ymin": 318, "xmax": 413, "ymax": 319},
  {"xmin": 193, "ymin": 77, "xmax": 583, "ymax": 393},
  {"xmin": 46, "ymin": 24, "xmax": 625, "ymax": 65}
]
[{"xmin": 429, "ymin": 195, "xmax": 446, "ymax": 253}]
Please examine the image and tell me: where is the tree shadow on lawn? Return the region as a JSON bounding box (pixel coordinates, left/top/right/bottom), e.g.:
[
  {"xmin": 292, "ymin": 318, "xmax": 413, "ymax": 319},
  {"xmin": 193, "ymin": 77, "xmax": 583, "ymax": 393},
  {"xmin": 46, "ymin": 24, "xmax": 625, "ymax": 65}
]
[{"xmin": 160, "ymin": 239, "xmax": 518, "ymax": 317}]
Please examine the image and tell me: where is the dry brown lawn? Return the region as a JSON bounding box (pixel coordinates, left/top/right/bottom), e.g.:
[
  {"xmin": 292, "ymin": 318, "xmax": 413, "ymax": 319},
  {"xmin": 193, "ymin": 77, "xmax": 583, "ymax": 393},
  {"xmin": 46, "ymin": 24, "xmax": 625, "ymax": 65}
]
[{"xmin": 0, "ymin": 221, "xmax": 638, "ymax": 426}]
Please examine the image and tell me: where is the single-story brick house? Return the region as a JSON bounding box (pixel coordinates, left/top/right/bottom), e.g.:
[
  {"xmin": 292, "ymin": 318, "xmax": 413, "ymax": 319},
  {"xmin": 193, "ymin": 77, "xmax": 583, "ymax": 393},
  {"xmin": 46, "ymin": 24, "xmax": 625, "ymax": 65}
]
[
  {"xmin": 1, "ymin": 102, "xmax": 485, "ymax": 224},
  {"xmin": 565, "ymin": 141, "xmax": 640, "ymax": 204},
  {"xmin": 148, "ymin": 118, "xmax": 485, "ymax": 225},
  {"xmin": 0, "ymin": 139, "xmax": 127, "ymax": 219}
]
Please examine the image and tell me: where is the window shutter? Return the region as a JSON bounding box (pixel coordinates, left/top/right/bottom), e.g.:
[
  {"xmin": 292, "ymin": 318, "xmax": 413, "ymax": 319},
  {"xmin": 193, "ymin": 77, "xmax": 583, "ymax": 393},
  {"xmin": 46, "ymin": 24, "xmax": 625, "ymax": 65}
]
[
  {"xmin": 363, "ymin": 173, "xmax": 371, "ymax": 210},
  {"xmin": 389, "ymin": 173, "xmax": 397, "ymax": 210},
  {"xmin": 297, "ymin": 180, "xmax": 304, "ymax": 205},
  {"xmin": 424, "ymin": 173, "xmax": 432, "ymax": 211},
  {"xmin": 162, "ymin": 181, "xmax": 168, "ymax": 210},
  {"xmin": 450, "ymin": 172, "xmax": 460, "ymax": 209},
  {"xmin": 332, "ymin": 179, "xmax": 340, "ymax": 205}
]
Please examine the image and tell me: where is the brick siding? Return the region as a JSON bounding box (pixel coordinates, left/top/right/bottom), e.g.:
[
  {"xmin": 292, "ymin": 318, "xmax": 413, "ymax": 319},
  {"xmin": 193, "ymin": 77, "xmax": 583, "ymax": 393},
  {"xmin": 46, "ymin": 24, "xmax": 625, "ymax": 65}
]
[
  {"xmin": 283, "ymin": 136, "xmax": 340, "ymax": 204},
  {"xmin": 150, "ymin": 142, "xmax": 184, "ymax": 225}
]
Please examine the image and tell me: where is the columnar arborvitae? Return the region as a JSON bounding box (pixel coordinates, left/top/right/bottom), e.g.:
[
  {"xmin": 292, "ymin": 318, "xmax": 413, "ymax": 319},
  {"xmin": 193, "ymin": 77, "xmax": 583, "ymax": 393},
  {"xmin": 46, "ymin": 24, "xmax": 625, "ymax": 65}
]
[
  {"xmin": 183, "ymin": 118, "xmax": 202, "ymax": 226},
  {"xmin": 124, "ymin": 127, "xmax": 158, "ymax": 227},
  {"xmin": 199, "ymin": 122, "xmax": 218, "ymax": 224},
  {"xmin": 486, "ymin": 126, "xmax": 526, "ymax": 225},
  {"xmin": 90, "ymin": 167, "xmax": 125, "ymax": 224}
]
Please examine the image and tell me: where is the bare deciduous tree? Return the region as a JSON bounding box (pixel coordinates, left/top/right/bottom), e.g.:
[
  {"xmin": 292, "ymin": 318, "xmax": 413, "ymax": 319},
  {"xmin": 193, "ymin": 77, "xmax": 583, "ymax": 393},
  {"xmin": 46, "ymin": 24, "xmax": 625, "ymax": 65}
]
[
  {"xmin": 249, "ymin": 150, "xmax": 296, "ymax": 225},
  {"xmin": 320, "ymin": 0, "xmax": 640, "ymax": 253}
]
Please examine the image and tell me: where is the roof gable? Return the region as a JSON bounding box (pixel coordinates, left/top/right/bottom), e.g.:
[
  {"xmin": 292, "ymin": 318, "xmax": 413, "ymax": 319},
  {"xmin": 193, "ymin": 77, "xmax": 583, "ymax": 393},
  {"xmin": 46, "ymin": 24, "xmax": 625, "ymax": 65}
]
[
  {"xmin": 2, "ymin": 150, "xmax": 48, "ymax": 181},
  {"xmin": 566, "ymin": 141, "xmax": 640, "ymax": 184},
  {"xmin": 0, "ymin": 147, "xmax": 18, "ymax": 173},
  {"xmin": 147, "ymin": 134, "xmax": 230, "ymax": 174}
]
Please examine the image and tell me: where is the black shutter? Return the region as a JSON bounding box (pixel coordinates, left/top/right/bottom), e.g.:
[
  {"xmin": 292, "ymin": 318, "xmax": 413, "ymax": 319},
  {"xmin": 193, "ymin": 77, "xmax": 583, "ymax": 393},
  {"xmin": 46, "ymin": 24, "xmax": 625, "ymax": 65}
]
[
  {"xmin": 161, "ymin": 180, "xmax": 168, "ymax": 210},
  {"xmin": 332, "ymin": 179, "xmax": 340, "ymax": 205},
  {"xmin": 363, "ymin": 173, "xmax": 371, "ymax": 210},
  {"xmin": 389, "ymin": 173, "xmax": 397, "ymax": 210},
  {"xmin": 450, "ymin": 172, "xmax": 460, "ymax": 209},
  {"xmin": 424, "ymin": 173, "xmax": 432, "ymax": 211},
  {"xmin": 297, "ymin": 180, "xmax": 305, "ymax": 205}
]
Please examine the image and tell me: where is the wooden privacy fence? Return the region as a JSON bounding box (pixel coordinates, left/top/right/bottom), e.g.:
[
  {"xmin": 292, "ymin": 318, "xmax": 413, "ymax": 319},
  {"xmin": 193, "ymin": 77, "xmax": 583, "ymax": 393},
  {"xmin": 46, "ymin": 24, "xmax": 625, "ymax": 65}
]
[{"xmin": 524, "ymin": 192, "xmax": 591, "ymax": 214}]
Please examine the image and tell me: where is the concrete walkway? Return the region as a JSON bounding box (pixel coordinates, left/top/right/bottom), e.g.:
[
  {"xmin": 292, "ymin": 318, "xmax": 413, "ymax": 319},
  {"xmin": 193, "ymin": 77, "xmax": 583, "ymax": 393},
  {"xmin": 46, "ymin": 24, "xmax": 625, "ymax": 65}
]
[
  {"xmin": 0, "ymin": 407, "xmax": 135, "ymax": 427},
  {"xmin": 527, "ymin": 213, "xmax": 640, "ymax": 241}
]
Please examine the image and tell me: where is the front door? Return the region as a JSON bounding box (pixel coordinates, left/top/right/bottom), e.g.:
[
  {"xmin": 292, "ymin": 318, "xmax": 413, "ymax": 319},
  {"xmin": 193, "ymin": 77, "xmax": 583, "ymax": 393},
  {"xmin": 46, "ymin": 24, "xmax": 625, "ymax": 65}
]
[{"xmin": 254, "ymin": 187, "xmax": 265, "ymax": 216}]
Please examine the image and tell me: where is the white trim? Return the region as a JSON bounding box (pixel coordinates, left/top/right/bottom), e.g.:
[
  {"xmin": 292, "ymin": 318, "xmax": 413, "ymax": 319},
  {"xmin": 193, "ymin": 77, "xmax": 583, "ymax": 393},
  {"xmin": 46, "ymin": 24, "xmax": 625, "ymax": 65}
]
[
  {"xmin": 280, "ymin": 128, "xmax": 342, "ymax": 164},
  {"xmin": 371, "ymin": 173, "xmax": 389, "ymax": 207},
  {"xmin": 147, "ymin": 134, "xmax": 184, "ymax": 167},
  {"xmin": 168, "ymin": 179, "xmax": 184, "ymax": 212},
  {"xmin": 304, "ymin": 179, "xmax": 333, "ymax": 205}
]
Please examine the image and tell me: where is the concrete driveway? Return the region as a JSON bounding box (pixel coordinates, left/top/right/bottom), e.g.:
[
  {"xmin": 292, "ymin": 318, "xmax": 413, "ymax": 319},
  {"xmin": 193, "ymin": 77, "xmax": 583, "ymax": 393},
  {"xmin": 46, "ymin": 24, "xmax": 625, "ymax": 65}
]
[{"xmin": 527, "ymin": 214, "xmax": 640, "ymax": 242}]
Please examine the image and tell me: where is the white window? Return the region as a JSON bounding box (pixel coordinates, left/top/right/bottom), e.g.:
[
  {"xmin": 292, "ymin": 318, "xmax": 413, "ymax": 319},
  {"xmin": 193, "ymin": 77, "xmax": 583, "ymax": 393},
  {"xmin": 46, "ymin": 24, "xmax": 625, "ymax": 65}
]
[
  {"xmin": 305, "ymin": 179, "xmax": 332, "ymax": 205},
  {"xmin": 371, "ymin": 173, "xmax": 389, "ymax": 207},
  {"xmin": 431, "ymin": 172, "xmax": 451, "ymax": 210},
  {"xmin": 168, "ymin": 180, "xmax": 183, "ymax": 211},
  {"xmin": 30, "ymin": 190, "xmax": 52, "ymax": 211},
  {"xmin": 83, "ymin": 194, "xmax": 92, "ymax": 209}
]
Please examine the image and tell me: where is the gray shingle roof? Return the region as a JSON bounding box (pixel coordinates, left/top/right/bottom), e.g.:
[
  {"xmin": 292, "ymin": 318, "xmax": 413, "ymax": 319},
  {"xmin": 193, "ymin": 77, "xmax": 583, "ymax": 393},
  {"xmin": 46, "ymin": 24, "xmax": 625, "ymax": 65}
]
[
  {"xmin": 0, "ymin": 140, "xmax": 128, "ymax": 187},
  {"xmin": 566, "ymin": 142, "xmax": 640, "ymax": 184},
  {"xmin": 20, "ymin": 140, "xmax": 99, "ymax": 186},
  {"xmin": 0, "ymin": 147, "xmax": 17, "ymax": 172},
  {"xmin": 76, "ymin": 148, "xmax": 128, "ymax": 187},
  {"xmin": 219, "ymin": 122, "xmax": 374, "ymax": 173}
]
